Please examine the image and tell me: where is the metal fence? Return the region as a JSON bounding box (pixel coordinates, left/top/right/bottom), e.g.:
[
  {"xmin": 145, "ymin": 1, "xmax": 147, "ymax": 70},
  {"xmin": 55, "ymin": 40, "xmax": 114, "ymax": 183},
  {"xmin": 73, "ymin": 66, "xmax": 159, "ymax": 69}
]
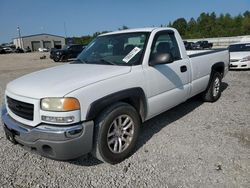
[{"xmin": 186, "ymin": 35, "xmax": 250, "ymax": 48}]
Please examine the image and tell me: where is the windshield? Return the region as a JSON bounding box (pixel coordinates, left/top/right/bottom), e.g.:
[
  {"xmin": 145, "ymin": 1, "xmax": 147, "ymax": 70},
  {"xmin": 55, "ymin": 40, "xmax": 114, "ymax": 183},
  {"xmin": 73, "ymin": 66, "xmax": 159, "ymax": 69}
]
[
  {"xmin": 76, "ymin": 32, "xmax": 149, "ymax": 66},
  {"xmin": 62, "ymin": 45, "xmax": 70, "ymax": 49},
  {"xmin": 229, "ymin": 43, "xmax": 250, "ymax": 52}
]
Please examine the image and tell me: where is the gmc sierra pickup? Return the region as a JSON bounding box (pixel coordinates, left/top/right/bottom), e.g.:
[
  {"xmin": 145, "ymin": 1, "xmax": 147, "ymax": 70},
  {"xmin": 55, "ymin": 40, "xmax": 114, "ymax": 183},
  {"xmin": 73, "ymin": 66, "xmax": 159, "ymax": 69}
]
[{"xmin": 1, "ymin": 28, "xmax": 229, "ymax": 164}]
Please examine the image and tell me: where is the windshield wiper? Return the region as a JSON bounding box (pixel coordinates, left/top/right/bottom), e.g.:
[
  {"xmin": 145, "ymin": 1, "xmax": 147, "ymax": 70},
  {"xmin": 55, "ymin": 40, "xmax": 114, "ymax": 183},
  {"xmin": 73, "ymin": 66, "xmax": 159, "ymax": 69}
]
[
  {"xmin": 72, "ymin": 59, "xmax": 87, "ymax": 64},
  {"xmin": 99, "ymin": 59, "xmax": 116, "ymax": 65}
]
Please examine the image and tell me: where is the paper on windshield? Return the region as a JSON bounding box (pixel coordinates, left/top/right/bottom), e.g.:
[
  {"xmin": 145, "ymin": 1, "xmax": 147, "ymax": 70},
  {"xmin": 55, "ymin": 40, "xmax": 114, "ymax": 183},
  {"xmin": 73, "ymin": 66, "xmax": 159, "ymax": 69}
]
[{"xmin": 122, "ymin": 47, "xmax": 141, "ymax": 63}]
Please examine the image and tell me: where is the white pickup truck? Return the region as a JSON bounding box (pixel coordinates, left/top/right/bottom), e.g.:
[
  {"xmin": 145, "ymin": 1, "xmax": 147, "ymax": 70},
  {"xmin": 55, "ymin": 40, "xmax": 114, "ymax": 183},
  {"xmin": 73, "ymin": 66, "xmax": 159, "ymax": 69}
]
[{"xmin": 1, "ymin": 28, "xmax": 229, "ymax": 164}]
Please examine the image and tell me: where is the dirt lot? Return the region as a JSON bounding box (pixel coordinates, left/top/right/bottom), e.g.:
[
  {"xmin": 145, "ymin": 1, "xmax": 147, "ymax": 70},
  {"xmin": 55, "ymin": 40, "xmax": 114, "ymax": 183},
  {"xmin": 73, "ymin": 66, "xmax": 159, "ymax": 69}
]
[{"xmin": 0, "ymin": 53, "xmax": 249, "ymax": 188}]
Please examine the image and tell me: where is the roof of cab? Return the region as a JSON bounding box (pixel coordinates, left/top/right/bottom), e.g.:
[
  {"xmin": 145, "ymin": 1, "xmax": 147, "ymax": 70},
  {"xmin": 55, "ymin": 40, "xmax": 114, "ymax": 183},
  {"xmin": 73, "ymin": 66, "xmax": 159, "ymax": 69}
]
[{"xmin": 99, "ymin": 27, "xmax": 174, "ymax": 36}]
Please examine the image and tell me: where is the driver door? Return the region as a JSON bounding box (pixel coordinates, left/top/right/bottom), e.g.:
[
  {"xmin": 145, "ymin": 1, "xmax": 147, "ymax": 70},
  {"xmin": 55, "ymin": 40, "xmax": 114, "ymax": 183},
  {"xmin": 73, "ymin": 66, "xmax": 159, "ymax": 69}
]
[{"xmin": 144, "ymin": 31, "xmax": 191, "ymax": 118}]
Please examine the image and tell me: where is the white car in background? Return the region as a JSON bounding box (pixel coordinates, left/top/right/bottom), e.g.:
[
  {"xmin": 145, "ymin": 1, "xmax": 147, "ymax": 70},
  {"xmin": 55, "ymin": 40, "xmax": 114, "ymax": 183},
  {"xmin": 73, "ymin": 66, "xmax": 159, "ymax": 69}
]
[
  {"xmin": 38, "ymin": 47, "xmax": 49, "ymax": 52},
  {"xmin": 229, "ymin": 42, "xmax": 250, "ymax": 70}
]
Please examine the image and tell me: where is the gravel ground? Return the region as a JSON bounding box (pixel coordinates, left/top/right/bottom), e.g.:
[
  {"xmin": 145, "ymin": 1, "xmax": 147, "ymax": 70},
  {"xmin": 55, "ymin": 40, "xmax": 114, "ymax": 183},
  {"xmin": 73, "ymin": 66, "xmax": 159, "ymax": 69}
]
[{"xmin": 0, "ymin": 53, "xmax": 249, "ymax": 188}]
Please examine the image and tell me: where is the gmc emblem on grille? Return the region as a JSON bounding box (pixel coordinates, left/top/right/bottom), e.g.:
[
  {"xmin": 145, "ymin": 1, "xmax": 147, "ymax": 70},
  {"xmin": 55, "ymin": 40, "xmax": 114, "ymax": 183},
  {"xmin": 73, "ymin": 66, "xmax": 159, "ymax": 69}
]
[{"xmin": 15, "ymin": 104, "xmax": 22, "ymax": 110}]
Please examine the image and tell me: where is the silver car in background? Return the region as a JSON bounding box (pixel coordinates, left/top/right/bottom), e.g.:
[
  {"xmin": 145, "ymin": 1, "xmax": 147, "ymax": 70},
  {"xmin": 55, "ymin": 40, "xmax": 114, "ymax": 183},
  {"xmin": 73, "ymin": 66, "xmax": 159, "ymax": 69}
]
[{"xmin": 229, "ymin": 42, "xmax": 250, "ymax": 70}]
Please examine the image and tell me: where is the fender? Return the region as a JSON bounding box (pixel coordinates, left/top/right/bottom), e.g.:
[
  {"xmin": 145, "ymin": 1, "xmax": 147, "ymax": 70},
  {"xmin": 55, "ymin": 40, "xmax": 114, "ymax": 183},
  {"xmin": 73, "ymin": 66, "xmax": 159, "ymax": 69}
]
[
  {"xmin": 86, "ymin": 87, "xmax": 147, "ymax": 122},
  {"xmin": 204, "ymin": 61, "xmax": 225, "ymax": 90},
  {"xmin": 211, "ymin": 62, "xmax": 225, "ymax": 77}
]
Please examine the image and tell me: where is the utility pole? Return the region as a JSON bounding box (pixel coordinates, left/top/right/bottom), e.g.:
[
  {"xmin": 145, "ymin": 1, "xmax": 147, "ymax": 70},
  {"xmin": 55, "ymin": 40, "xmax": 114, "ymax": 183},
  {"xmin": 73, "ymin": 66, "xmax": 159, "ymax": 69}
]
[
  {"xmin": 17, "ymin": 26, "xmax": 23, "ymax": 49},
  {"xmin": 64, "ymin": 22, "xmax": 68, "ymax": 45}
]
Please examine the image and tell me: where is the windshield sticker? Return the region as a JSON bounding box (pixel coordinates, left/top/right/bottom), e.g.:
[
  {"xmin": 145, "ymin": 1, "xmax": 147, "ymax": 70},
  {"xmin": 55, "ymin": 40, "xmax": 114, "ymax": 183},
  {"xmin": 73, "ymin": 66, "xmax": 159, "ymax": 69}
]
[{"xmin": 122, "ymin": 47, "xmax": 141, "ymax": 63}]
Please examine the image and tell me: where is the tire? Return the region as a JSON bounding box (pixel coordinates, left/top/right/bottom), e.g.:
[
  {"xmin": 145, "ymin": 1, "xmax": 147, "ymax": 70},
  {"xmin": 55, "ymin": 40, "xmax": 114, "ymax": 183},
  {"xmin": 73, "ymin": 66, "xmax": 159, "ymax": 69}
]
[
  {"xmin": 61, "ymin": 55, "xmax": 68, "ymax": 62},
  {"xmin": 202, "ymin": 72, "xmax": 222, "ymax": 102},
  {"xmin": 92, "ymin": 102, "xmax": 141, "ymax": 164},
  {"xmin": 53, "ymin": 57, "xmax": 60, "ymax": 62}
]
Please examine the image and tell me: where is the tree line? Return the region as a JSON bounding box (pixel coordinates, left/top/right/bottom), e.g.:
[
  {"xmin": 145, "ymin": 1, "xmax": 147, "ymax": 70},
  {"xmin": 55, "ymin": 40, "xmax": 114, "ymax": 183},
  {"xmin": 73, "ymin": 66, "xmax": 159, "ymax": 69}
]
[
  {"xmin": 169, "ymin": 11, "xmax": 250, "ymax": 39},
  {"xmin": 67, "ymin": 11, "xmax": 250, "ymax": 45},
  {"xmin": 66, "ymin": 26, "xmax": 129, "ymax": 45}
]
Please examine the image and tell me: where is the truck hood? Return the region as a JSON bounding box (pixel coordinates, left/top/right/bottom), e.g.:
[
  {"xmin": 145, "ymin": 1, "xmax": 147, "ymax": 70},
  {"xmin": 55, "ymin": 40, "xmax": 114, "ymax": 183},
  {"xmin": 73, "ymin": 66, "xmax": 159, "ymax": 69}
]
[
  {"xmin": 230, "ymin": 52, "xmax": 250, "ymax": 60},
  {"xmin": 7, "ymin": 64, "xmax": 131, "ymax": 99}
]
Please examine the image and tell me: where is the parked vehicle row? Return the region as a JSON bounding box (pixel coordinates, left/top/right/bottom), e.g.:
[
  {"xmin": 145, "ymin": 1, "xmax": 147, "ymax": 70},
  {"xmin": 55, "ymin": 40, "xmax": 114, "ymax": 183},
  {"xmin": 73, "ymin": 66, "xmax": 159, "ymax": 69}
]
[
  {"xmin": 194, "ymin": 40, "xmax": 213, "ymax": 49},
  {"xmin": 0, "ymin": 46, "xmax": 31, "ymax": 54},
  {"xmin": 0, "ymin": 46, "xmax": 19, "ymax": 54},
  {"xmin": 0, "ymin": 44, "xmax": 85, "ymax": 59},
  {"xmin": 50, "ymin": 44, "xmax": 85, "ymax": 62},
  {"xmin": 184, "ymin": 40, "xmax": 213, "ymax": 50}
]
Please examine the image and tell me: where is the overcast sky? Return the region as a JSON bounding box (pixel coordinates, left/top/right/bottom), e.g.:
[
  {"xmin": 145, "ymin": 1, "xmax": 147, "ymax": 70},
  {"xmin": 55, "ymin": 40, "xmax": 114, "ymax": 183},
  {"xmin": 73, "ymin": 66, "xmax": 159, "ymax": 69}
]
[{"xmin": 0, "ymin": 0, "xmax": 249, "ymax": 43}]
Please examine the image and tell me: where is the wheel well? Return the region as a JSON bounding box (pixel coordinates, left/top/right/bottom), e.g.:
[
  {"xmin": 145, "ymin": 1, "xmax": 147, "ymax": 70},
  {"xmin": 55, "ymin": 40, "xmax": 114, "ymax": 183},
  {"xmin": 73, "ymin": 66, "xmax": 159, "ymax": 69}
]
[
  {"xmin": 120, "ymin": 97, "xmax": 146, "ymax": 122},
  {"xmin": 211, "ymin": 62, "xmax": 225, "ymax": 77},
  {"xmin": 86, "ymin": 88, "xmax": 147, "ymax": 122}
]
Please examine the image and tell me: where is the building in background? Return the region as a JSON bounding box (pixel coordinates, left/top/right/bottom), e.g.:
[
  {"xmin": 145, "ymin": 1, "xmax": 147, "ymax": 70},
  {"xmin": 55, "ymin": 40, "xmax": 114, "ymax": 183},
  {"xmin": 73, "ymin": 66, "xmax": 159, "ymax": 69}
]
[{"xmin": 13, "ymin": 33, "xmax": 65, "ymax": 51}]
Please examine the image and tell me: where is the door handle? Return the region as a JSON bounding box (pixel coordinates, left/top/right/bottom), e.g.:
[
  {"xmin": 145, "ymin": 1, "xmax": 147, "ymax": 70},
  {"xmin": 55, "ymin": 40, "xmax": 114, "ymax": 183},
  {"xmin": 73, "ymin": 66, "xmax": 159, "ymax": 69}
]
[{"xmin": 180, "ymin": 65, "xmax": 187, "ymax": 72}]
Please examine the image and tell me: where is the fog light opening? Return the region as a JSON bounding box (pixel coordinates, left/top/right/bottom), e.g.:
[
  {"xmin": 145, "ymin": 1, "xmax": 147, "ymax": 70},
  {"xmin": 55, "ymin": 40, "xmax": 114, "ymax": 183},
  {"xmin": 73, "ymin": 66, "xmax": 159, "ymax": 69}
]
[
  {"xmin": 42, "ymin": 145, "xmax": 54, "ymax": 156},
  {"xmin": 65, "ymin": 127, "xmax": 83, "ymax": 138},
  {"xmin": 41, "ymin": 115, "xmax": 75, "ymax": 123}
]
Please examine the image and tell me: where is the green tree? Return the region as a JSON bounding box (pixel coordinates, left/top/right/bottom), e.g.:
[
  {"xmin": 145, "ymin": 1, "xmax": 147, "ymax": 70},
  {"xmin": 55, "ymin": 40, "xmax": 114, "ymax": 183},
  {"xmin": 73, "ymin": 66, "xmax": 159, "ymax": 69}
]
[
  {"xmin": 170, "ymin": 11, "xmax": 250, "ymax": 39},
  {"xmin": 242, "ymin": 11, "xmax": 250, "ymax": 34},
  {"xmin": 68, "ymin": 11, "xmax": 250, "ymax": 44},
  {"xmin": 186, "ymin": 18, "xmax": 199, "ymax": 38},
  {"xmin": 232, "ymin": 14, "xmax": 243, "ymax": 36},
  {"xmin": 172, "ymin": 18, "xmax": 187, "ymax": 37}
]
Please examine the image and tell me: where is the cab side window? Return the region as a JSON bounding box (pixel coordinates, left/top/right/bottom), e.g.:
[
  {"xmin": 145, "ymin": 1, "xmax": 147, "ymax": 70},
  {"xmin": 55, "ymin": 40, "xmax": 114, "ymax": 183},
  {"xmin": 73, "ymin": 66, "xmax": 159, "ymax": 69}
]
[{"xmin": 150, "ymin": 31, "xmax": 181, "ymax": 61}]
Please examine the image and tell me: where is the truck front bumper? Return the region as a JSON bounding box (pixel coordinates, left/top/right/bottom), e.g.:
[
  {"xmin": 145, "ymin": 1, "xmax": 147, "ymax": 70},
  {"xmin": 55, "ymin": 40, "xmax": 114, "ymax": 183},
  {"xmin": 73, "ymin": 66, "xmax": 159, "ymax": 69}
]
[{"xmin": 1, "ymin": 105, "xmax": 94, "ymax": 160}]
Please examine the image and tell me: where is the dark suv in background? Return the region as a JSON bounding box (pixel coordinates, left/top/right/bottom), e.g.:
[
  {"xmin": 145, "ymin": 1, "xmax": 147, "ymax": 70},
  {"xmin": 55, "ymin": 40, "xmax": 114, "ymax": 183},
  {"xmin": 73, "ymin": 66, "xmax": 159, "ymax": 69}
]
[
  {"xmin": 183, "ymin": 41, "xmax": 195, "ymax": 50},
  {"xmin": 194, "ymin": 40, "xmax": 213, "ymax": 49},
  {"xmin": 50, "ymin": 44, "xmax": 85, "ymax": 62},
  {"xmin": 0, "ymin": 46, "xmax": 5, "ymax": 54}
]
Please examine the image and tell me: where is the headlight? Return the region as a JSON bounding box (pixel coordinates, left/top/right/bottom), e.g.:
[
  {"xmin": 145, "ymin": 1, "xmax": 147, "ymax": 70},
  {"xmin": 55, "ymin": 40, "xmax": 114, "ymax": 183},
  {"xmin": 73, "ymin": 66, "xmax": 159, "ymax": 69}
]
[
  {"xmin": 241, "ymin": 56, "xmax": 250, "ymax": 62},
  {"xmin": 41, "ymin": 98, "xmax": 80, "ymax": 112},
  {"xmin": 56, "ymin": 51, "xmax": 61, "ymax": 55}
]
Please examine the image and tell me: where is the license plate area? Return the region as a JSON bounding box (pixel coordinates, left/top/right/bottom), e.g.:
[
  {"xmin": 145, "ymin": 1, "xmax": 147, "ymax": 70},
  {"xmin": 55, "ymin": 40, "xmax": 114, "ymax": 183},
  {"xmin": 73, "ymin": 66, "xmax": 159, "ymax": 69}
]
[{"xmin": 4, "ymin": 126, "xmax": 17, "ymax": 144}]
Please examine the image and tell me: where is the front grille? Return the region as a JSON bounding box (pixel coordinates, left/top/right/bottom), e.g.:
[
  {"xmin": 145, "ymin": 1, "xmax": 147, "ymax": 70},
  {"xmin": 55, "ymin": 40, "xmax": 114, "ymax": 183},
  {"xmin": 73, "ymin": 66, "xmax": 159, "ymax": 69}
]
[
  {"xmin": 7, "ymin": 96, "xmax": 34, "ymax": 121},
  {"xmin": 230, "ymin": 59, "xmax": 239, "ymax": 62}
]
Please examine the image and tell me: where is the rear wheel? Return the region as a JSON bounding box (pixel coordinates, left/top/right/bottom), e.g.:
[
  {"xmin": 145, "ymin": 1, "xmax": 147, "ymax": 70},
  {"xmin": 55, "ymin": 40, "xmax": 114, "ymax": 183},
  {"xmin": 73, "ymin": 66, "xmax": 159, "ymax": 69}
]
[
  {"xmin": 61, "ymin": 55, "xmax": 68, "ymax": 62},
  {"xmin": 92, "ymin": 102, "xmax": 140, "ymax": 164},
  {"xmin": 202, "ymin": 72, "xmax": 222, "ymax": 102}
]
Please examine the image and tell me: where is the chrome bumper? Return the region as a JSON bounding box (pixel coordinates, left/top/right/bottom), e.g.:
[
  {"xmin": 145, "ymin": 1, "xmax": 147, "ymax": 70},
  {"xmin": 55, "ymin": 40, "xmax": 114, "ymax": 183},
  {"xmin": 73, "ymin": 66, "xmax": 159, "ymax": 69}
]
[{"xmin": 1, "ymin": 105, "xmax": 94, "ymax": 160}]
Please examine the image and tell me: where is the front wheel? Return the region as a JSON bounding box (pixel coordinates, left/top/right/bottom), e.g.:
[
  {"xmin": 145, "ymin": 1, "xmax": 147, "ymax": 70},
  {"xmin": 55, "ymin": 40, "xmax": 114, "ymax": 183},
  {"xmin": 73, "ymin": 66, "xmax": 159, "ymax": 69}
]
[
  {"xmin": 201, "ymin": 72, "xmax": 222, "ymax": 102},
  {"xmin": 92, "ymin": 102, "xmax": 140, "ymax": 164},
  {"xmin": 53, "ymin": 56, "xmax": 60, "ymax": 62}
]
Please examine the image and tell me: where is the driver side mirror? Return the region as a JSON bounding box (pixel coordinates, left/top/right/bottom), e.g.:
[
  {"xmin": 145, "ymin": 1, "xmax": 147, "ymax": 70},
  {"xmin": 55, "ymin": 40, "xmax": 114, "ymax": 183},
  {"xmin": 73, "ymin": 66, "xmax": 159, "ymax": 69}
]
[{"xmin": 149, "ymin": 53, "xmax": 174, "ymax": 66}]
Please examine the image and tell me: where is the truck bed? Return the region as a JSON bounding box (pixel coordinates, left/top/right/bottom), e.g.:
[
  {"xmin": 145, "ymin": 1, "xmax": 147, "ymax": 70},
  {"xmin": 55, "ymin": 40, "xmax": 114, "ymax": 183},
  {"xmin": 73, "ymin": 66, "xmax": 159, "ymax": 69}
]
[
  {"xmin": 187, "ymin": 49, "xmax": 227, "ymax": 57},
  {"xmin": 187, "ymin": 49, "xmax": 229, "ymax": 98}
]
